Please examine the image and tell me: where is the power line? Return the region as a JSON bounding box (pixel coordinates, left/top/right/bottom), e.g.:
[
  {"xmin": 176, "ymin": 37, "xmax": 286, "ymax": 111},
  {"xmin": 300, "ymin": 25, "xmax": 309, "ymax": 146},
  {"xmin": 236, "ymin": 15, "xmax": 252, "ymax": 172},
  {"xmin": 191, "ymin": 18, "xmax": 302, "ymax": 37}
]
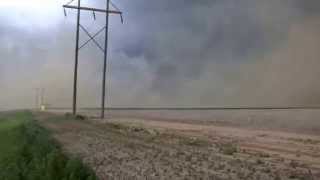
[{"xmin": 63, "ymin": 0, "xmax": 123, "ymax": 118}]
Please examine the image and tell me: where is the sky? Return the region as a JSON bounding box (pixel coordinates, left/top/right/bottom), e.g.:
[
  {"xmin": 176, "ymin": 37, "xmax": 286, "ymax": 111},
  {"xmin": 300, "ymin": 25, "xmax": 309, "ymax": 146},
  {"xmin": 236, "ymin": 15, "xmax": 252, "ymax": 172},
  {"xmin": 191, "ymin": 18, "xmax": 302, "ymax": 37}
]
[{"xmin": 0, "ymin": 0, "xmax": 320, "ymax": 109}]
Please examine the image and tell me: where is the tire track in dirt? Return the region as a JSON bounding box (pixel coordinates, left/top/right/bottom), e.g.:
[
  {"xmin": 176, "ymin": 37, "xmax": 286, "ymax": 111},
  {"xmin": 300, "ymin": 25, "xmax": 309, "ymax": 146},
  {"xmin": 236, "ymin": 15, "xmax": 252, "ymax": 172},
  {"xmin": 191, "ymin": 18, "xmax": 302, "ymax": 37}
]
[{"xmin": 36, "ymin": 112, "xmax": 320, "ymax": 179}]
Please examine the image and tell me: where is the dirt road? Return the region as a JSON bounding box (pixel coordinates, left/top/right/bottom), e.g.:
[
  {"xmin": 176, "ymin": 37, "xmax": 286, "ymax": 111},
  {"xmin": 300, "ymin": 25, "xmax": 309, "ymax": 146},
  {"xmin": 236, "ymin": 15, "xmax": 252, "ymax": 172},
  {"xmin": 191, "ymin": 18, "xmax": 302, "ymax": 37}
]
[{"xmin": 36, "ymin": 112, "xmax": 320, "ymax": 179}]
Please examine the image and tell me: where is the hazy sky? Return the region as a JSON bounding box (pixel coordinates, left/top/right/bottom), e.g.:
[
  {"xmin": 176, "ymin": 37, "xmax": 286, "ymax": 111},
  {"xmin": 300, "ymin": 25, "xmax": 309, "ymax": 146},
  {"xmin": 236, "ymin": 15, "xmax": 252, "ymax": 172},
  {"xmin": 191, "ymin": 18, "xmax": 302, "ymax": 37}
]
[{"xmin": 1, "ymin": 0, "xmax": 320, "ymax": 109}]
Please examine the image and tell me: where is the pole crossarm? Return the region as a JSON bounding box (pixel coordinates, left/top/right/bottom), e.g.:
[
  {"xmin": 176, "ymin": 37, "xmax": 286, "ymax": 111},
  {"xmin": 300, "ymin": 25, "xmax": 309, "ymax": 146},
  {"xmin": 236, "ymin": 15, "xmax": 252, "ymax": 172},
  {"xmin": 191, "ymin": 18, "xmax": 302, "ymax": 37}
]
[{"xmin": 63, "ymin": 5, "xmax": 122, "ymax": 14}]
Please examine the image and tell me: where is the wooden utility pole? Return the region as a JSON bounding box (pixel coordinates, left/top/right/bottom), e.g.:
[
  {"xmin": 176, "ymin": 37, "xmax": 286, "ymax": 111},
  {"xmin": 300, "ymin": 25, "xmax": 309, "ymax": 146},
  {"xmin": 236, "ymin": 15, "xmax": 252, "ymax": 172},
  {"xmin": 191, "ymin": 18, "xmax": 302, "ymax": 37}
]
[{"xmin": 63, "ymin": 0, "xmax": 123, "ymax": 118}]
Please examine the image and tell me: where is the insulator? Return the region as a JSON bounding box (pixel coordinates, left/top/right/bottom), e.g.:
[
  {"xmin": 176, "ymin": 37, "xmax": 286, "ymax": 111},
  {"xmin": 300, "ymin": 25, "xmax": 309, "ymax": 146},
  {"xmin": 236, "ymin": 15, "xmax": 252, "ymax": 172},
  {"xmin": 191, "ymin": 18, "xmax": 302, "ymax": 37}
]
[
  {"xmin": 120, "ymin": 14, "xmax": 124, "ymax": 24},
  {"xmin": 63, "ymin": 8, "xmax": 67, "ymax": 17},
  {"xmin": 93, "ymin": 11, "xmax": 96, "ymax": 20}
]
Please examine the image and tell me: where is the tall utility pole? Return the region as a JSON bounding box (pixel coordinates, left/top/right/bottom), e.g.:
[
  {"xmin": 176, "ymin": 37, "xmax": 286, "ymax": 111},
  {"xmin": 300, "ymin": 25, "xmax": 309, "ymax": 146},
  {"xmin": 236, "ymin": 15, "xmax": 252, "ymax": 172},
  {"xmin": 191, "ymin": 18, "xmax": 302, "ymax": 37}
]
[
  {"xmin": 72, "ymin": 0, "xmax": 81, "ymax": 116},
  {"xmin": 102, "ymin": 0, "xmax": 110, "ymax": 119},
  {"xmin": 63, "ymin": 0, "xmax": 123, "ymax": 118}
]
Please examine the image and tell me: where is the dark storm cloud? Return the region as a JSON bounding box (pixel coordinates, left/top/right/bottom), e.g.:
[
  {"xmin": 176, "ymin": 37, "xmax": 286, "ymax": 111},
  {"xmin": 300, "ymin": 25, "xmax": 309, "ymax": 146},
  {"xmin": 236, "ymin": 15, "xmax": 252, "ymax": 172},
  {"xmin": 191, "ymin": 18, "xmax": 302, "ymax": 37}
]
[
  {"xmin": 111, "ymin": 0, "xmax": 320, "ymax": 106},
  {"xmin": 1, "ymin": 0, "xmax": 320, "ymax": 108},
  {"xmin": 115, "ymin": 0, "xmax": 299, "ymax": 97},
  {"xmin": 296, "ymin": 0, "xmax": 320, "ymax": 16}
]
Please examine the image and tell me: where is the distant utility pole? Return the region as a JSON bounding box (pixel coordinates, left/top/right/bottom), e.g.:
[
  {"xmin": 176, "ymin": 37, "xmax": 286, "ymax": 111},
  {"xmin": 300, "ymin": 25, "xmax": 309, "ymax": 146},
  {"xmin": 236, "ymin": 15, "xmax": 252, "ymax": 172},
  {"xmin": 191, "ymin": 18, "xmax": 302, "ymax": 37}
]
[
  {"xmin": 34, "ymin": 88, "xmax": 45, "ymax": 110},
  {"xmin": 40, "ymin": 88, "xmax": 45, "ymax": 106},
  {"xmin": 63, "ymin": 0, "xmax": 123, "ymax": 118},
  {"xmin": 35, "ymin": 88, "xmax": 39, "ymax": 109}
]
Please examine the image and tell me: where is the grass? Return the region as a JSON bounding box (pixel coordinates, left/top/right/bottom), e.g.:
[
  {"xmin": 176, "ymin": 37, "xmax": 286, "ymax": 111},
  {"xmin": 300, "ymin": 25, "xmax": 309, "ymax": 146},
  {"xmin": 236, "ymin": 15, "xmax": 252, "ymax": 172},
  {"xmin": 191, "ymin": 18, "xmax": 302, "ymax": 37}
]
[
  {"xmin": 0, "ymin": 111, "xmax": 97, "ymax": 180},
  {"xmin": 0, "ymin": 111, "xmax": 30, "ymax": 161},
  {"xmin": 179, "ymin": 136, "xmax": 210, "ymax": 147},
  {"xmin": 219, "ymin": 142, "xmax": 238, "ymax": 155},
  {"xmin": 102, "ymin": 121, "xmax": 211, "ymax": 147},
  {"xmin": 288, "ymin": 137, "xmax": 320, "ymax": 145}
]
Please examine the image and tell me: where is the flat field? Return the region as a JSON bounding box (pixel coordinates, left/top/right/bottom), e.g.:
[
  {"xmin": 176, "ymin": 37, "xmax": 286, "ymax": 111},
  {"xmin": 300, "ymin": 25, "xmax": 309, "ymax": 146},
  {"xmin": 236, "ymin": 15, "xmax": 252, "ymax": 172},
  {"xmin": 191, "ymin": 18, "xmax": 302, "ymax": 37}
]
[{"xmin": 39, "ymin": 109, "xmax": 320, "ymax": 179}]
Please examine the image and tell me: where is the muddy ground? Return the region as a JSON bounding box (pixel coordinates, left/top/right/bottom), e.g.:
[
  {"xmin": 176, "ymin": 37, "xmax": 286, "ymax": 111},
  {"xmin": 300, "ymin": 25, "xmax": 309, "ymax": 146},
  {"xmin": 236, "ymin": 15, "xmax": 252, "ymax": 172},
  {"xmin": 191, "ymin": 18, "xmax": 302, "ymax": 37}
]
[{"xmin": 36, "ymin": 111, "xmax": 320, "ymax": 179}]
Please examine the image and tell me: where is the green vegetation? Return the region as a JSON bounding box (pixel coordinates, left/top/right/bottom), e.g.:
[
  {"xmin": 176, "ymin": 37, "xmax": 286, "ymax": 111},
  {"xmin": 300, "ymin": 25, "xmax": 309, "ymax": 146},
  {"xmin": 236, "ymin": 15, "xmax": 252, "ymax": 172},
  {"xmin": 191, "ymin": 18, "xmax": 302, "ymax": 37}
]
[
  {"xmin": 0, "ymin": 111, "xmax": 97, "ymax": 180},
  {"xmin": 179, "ymin": 137, "xmax": 210, "ymax": 147},
  {"xmin": 219, "ymin": 142, "xmax": 238, "ymax": 155},
  {"xmin": 0, "ymin": 112, "xmax": 28, "ymax": 161},
  {"xmin": 102, "ymin": 122, "xmax": 211, "ymax": 147}
]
